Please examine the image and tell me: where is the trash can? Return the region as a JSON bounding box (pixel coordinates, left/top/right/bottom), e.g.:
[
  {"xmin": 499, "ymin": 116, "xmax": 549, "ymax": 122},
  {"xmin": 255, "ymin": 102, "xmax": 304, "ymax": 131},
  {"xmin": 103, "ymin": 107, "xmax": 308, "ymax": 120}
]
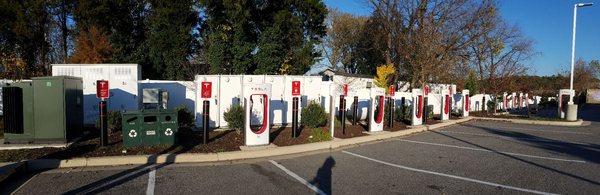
[{"xmin": 122, "ymin": 109, "xmax": 179, "ymax": 148}]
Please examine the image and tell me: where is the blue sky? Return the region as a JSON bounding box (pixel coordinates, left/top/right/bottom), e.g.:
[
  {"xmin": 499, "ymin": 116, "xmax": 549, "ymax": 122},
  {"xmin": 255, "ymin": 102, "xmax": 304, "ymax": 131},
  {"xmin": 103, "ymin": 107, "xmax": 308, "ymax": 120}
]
[{"xmin": 323, "ymin": 0, "xmax": 600, "ymax": 76}]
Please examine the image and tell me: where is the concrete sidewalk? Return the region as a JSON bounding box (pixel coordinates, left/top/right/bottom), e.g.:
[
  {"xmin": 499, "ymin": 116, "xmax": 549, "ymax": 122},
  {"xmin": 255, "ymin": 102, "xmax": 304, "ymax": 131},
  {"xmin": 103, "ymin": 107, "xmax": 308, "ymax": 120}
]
[
  {"xmin": 472, "ymin": 117, "xmax": 586, "ymax": 126},
  {"xmin": 1, "ymin": 118, "xmax": 470, "ymax": 175}
]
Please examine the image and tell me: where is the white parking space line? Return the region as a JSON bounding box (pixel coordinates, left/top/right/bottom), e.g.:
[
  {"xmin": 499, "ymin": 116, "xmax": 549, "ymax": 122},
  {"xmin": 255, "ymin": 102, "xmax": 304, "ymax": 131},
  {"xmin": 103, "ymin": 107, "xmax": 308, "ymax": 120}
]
[
  {"xmin": 396, "ymin": 139, "xmax": 586, "ymax": 163},
  {"xmin": 146, "ymin": 169, "xmax": 156, "ymax": 195},
  {"xmin": 342, "ymin": 150, "xmax": 558, "ymax": 195},
  {"xmin": 438, "ymin": 130, "xmax": 591, "ymax": 146},
  {"xmin": 269, "ymin": 160, "xmax": 327, "ymax": 195},
  {"xmin": 465, "ymin": 124, "xmax": 593, "ymax": 135},
  {"xmin": 80, "ymin": 164, "xmax": 158, "ymax": 194}
]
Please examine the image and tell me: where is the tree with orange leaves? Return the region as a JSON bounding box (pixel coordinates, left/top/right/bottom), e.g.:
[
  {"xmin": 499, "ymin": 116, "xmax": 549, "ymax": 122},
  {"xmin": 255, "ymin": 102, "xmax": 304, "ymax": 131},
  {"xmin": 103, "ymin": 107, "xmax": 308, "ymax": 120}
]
[{"xmin": 69, "ymin": 26, "xmax": 114, "ymax": 63}]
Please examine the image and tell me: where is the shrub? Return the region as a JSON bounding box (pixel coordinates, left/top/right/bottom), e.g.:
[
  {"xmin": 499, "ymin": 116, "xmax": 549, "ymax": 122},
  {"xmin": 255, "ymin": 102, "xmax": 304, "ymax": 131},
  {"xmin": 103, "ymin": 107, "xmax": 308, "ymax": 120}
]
[
  {"xmin": 175, "ymin": 105, "xmax": 195, "ymax": 128},
  {"xmin": 308, "ymin": 128, "xmax": 332, "ymax": 143},
  {"xmin": 394, "ymin": 107, "xmax": 403, "ymax": 122},
  {"xmin": 224, "ymin": 104, "xmax": 244, "ymax": 133},
  {"xmin": 487, "ymin": 100, "xmax": 497, "ymax": 112},
  {"xmin": 403, "ymin": 105, "xmax": 412, "ymax": 121},
  {"xmin": 301, "ymin": 101, "xmax": 328, "ymax": 128},
  {"xmin": 383, "ymin": 104, "xmax": 392, "ymax": 123},
  {"xmin": 426, "ymin": 105, "xmax": 434, "ymax": 119},
  {"xmin": 96, "ymin": 111, "xmax": 122, "ymax": 132}
]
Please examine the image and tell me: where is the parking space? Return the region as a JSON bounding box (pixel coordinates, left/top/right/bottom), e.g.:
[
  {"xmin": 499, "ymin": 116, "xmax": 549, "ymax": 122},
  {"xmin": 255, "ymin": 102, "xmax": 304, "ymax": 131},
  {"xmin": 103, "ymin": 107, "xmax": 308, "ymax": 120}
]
[{"xmin": 9, "ymin": 120, "xmax": 600, "ymax": 194}]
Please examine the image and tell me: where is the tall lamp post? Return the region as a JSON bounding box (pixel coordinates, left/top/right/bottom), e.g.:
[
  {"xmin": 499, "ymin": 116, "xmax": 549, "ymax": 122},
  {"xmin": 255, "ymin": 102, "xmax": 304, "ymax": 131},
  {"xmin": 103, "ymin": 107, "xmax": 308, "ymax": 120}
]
[{"xmin": 569, "ymin": 2, "xmax": 593, "ymax": 104}]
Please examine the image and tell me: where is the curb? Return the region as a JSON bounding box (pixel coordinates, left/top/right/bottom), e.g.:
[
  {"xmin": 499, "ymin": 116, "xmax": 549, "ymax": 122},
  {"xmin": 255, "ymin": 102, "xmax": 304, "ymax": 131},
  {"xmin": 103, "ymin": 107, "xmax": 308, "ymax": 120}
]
[
  {"xmin": 9, "ymin": 117, "xmax": 473, "ymax": 173},
  {"xmin": 472, "ymin": 117, "xmax": 585, "ymax": 126}
]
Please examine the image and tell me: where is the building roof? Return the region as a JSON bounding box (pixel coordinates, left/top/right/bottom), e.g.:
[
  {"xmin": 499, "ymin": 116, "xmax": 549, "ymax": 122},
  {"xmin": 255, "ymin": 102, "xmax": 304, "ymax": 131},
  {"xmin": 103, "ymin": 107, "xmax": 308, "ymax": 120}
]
[{"xmin": 319, "ymin": 68, "xmax": 373, "ymax": 79}]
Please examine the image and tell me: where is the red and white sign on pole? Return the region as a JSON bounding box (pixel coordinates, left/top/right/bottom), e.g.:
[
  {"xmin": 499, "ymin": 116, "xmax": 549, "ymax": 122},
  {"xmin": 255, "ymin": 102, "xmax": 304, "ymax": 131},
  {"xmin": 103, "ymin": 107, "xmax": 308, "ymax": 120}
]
[
  {"xmin": 424, "ymin": 85, "xmax": 430, "ymax": 96},
  {"xmin": 201, "ymin": 82, "xmax": 212, "ymax": 99},
  {"xmin": 388, "ymin": 85, "xmax": 395, "ymax": 96},
  {"xmin": 343, "ymin": 84, "xmax": 349, "ymax": 96},
  {"xmin": 96, "ymin": 80, "xmax": 109, "ymax": 99},
  {"xmin": 291, "ymin": 81, "xmax": 301, "ymax": 97}
]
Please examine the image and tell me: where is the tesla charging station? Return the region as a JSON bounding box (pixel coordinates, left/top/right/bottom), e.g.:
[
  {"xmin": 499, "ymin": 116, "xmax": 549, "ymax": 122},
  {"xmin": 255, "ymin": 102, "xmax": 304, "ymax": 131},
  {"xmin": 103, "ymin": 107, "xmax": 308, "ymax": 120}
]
[
  {"xmin": 339, "ymin": 84, "xmax": 348, "ymax": 134},
  {"xmin": 441, "ymin": 88, "xmax": 450, "ymax": 121},
  {"xmin": 291, "ymin": 81, "xmax": 301, "ymax": 138},
  {"xmin": 412, "ymin": 88, "xmax": 424, "ymax": 126},
  {"xmin": 558, "ymin": 89, "xmax": 573, "ymax": 119},
  {"xmin": 512, "ymin": 92, "xmax": 517, "ymax": 109},
  {"xmin": 369, "ymin": 87, "xmax": 385, "ymax": 132},
  {"xmin": 200, "ymin": 81, "xmax": 212, "ymax": 144},
  {"xmin": 502, "ymin": 92, "xmax": 508, "ymax": 110},
  {"xmin": 525, "ymin": 93, "xmax": 530, "ymax": 109},
  {"xmin": 462, "ymin": 89, "xmax": 470, "ymax": 117},
  {"xmin": 519, "ymin": 93, "xmax": 524, "ymax": 109},
  {"xmin": 387, "ymin": 86, "xmax": 395, "ymax": 128},
  {"xmin": 244, "ymin": 83, "xmax": 271, "ymax": 146}
]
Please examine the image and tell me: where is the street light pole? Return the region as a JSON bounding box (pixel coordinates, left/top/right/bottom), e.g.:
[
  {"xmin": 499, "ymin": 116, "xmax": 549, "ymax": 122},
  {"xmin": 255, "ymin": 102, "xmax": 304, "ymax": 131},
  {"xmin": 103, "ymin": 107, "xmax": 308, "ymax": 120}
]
[{"xmin": 569, "ymin": 2, "xmax": 593, "ymax": 104}]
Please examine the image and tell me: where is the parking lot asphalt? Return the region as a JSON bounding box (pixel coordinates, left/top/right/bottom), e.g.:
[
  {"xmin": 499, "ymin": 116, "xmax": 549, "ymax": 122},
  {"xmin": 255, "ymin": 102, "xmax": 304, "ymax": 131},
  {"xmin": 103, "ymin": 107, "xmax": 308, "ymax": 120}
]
[{"xmin": 5, "ymin": 118, "xmax": 600, "ymax": 195}]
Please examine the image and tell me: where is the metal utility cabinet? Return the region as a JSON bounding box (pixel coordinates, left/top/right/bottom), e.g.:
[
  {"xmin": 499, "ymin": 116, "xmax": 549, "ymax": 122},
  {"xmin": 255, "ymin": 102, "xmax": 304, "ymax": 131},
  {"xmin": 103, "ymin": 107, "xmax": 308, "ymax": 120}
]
[{"xmin": 2, "ymin": 76, "xmax": 83, "ymax": 143}]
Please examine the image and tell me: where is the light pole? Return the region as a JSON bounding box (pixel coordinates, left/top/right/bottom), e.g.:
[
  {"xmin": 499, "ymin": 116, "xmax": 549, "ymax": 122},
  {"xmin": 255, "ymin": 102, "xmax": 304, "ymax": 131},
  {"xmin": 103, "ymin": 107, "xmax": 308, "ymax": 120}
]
[{"xmin": 569, "ymin": 2, "xmax": 593, "ymax": 104}]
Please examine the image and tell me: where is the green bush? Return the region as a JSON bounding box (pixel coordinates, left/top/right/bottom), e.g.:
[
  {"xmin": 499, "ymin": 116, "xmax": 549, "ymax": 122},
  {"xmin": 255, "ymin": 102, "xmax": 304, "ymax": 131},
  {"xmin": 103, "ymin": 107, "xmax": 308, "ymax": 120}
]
[
  {"xmin": 487, "ymin": 100, "xmax": 497, "ymax": 112},
  {"xmin": 96, "ymin": 111, "xmax": 122, "ymax": 132},
  {"xmin": 308, "ymin": 128, "xmax": 332, "ymax": 143},
  {"xmin": 384, "ymin": 104, "xmax": 392, "ymax": 123},
  {"xmin": 301, "ymin": 101, "xmax": 328, "ymax": 128},
  {"xmin": 403, "ymin": 105, "xmax": 412, "ymax": 121},
  {"xmin": 426, "ymin": 105, "xmax": 434, "ymax": 119},
  {"xmin": 394, "ymin": 107, "xmax": 403, "ymax": 122},
  {"xmin": 224, "ymin": 104, "xmax": 244, "ymax": 133},
  {"xmin": 175, "ymin": 105, "xmax": 195, "ymax": 128}
]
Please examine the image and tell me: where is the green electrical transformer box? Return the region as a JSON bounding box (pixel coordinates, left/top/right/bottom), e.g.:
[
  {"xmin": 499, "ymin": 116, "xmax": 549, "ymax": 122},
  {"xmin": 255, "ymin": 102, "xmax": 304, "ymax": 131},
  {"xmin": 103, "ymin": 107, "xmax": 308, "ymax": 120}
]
[{"xmin": 2, "ymin": 76, "xmax": 83, "ymax": 143}]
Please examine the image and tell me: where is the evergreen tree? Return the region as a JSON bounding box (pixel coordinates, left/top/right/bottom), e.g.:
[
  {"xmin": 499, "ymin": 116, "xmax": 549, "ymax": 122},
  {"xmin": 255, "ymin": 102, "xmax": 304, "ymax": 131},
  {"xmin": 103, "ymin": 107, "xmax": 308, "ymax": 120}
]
[
  {"xmin": 201, "ymin": 0, "xmax": 327, "ymax": 75},
  {"xmin": 0, "ymin": 0, "xmax": 51, "ymax": 77},
  {"xmin": 144, "ymin": 0, "xmax": 199, "ymax": 79}
]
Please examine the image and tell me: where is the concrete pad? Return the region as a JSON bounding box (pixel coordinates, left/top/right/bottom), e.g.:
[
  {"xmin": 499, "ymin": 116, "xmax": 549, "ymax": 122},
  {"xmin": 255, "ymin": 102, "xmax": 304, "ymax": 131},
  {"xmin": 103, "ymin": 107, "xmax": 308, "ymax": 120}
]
[
  {"xmin": 168, "ymin": 153, "xmax": 219, "ymax": 163},
  {"xmin": 473, "ymin": 117, "xmax": 584, "ymax": 126},
  {"xmin": 58, "ymin": 158, "xmax": 88, "ymax": 168},
  {"xmin": 0, "ymin": 141, "xmax": 69, "ymax": 150},
  {"xmin": 86, "ymin": 155, "xmax": 150, "ymax": 167},
  {"xmin": 366, "ymin": 131, "xmax": 390, "ymax": 135},
  {"xmin": 239, "ymin": 143, "xmax": 278, "ymax": 151}
]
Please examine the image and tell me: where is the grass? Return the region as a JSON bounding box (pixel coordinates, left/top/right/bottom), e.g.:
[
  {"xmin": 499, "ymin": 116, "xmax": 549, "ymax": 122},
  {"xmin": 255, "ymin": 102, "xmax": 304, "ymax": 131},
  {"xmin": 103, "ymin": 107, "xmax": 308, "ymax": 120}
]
[{"xmin": 307, "ymin": 128, "xmax": 332, "ymax": 143}]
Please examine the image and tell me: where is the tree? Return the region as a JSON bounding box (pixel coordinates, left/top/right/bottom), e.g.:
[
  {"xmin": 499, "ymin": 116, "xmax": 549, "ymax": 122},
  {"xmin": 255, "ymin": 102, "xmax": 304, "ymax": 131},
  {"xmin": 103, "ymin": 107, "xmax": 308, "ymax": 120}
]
[
  {"xmin": 73, "ymin": 0, "xmax": 150, "ymax": 73},
  {"xmin": 470, "ymin": 13, "xmax": 532, "ymax": 96},
  {"xmin": 565, "ymin": 59, "xmax": 600, "ymax": 94},
  {"xmin": 464, "ymin": 70, "xmax": 479, "ymax": 95},
  {"xmin": 69, "ymin": 26, "xmax": 114, "ymax": 63},
  {"xmin": 144, "ymin": 0, "xmax": 199, "ymax": 80},
  {"xmin": 322, "ymin": 9, "xmax": 371, "ymax": 74},
  {"xmin": 0, "ymin": 0, "xmax": 51, "ymax": 77},
  {"xmin": 202, "ymin": 0, "xmax": 328, "ymax": 75},
  {"xmin": 368, "ymin": 0, "xmax": 499, "ymax": 87},
  {"xmin": 374, "ymin": 64, "xmax": 395, "ymax": 91}
]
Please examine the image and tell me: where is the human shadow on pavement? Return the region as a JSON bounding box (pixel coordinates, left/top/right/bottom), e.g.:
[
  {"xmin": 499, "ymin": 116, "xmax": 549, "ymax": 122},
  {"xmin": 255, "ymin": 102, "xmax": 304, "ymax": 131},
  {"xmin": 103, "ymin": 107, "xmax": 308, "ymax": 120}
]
[
  {"xmin": 430, "ymin": 130, "xmax": 600, "ymax": 186},
  {"xmin": 310, "ymin": 156, "xmax": 335, "ymax": 195}
]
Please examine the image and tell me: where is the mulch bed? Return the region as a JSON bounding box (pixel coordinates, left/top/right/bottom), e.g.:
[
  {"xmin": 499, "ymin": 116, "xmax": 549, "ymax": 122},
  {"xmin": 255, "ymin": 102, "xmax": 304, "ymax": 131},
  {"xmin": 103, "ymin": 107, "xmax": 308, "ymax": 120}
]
[
  {"xmin": 0, "ymin": 127, "xmax": 245, "ymax": 162},
  {"xmin": 383, "ymin": 121, "xmax": 408, "ymax": 132},
  {"xmin": 270, "ymin": 126, "xmax": 312, "ymax": 147},
  {"xmin": 332, "ymin": 124, "xmax": 368, "ymax": 139},
  {"xmin": 425, "ymin": 119, "xmax": 441, "ymax": 125}
]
